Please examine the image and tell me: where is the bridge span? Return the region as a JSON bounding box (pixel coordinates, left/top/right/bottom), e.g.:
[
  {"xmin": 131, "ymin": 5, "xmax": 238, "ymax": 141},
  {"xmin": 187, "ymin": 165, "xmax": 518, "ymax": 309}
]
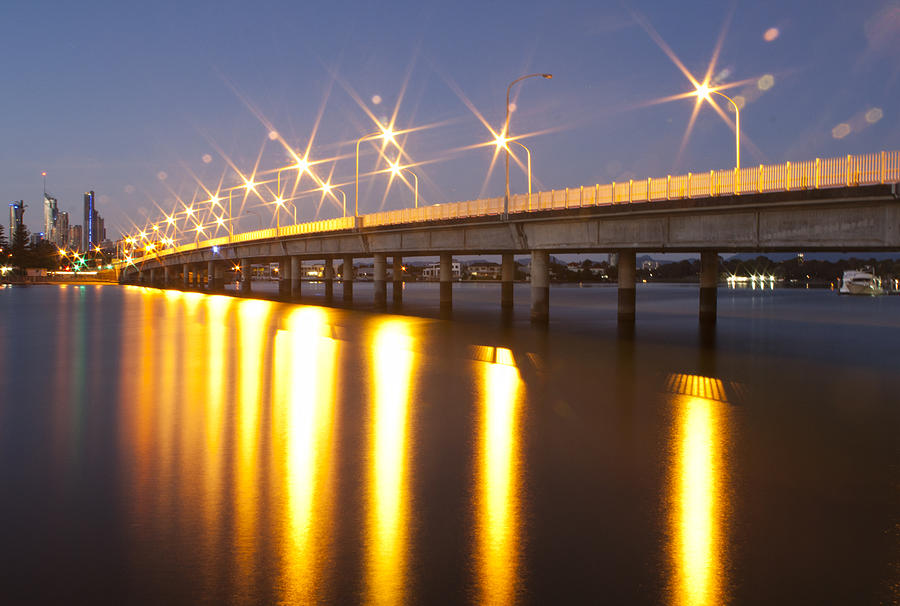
[{"xmin": 119, "ymin": 151, "xmax": 900, "ymax": 323}]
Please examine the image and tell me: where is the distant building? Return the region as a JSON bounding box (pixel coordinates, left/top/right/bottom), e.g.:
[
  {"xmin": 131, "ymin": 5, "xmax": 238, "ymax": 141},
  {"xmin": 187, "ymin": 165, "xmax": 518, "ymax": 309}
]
[
  {"xmin": 29, "ymin": 233, "xmax": 44, "ymax": 247},
  {"xmin": 57, "ymin": 211, "xmax": 69, "ymax": 247},
  {"xmin": 9, "ymin": 201, "xmax": 25, "ymax": 234},
  {"xmin": 466, "ymin": 262, "xmax": 501, "ymax": 279},
  {"xmin": 641, "ymin": 260, "xmax": 659, "ymax": 271},
  {"xmin": 69, "ymin": 225, "xmax": 83, "ymax": 252},
  {"xmin": 422, "ymin": 260, "xmax": 461, "ymax": 280},
  {"xmin": 43, "ymin": 194, "xmax": 59, "ymax": 245},
  {"xmin": 83, "ymin": 190, "xmax": 104, "ymax": 251}
]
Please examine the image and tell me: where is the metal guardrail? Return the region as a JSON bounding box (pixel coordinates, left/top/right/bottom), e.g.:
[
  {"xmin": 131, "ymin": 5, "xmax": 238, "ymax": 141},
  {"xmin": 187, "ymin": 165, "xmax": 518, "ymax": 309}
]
[{"xmin": 126, "ymin": 150, "xmax": 899, "ymax": 266}]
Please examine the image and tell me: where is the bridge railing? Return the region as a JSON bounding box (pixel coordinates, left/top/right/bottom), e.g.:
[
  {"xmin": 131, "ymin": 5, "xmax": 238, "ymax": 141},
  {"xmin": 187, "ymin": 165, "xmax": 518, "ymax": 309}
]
[{"xmin": 124, "ymin": 150, "xmax": 898, "ymax": 266}]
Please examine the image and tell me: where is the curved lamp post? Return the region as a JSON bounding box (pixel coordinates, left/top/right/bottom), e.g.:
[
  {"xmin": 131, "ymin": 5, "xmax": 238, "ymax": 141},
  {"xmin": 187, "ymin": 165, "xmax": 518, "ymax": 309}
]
[
  {"xmin": 355, "ymin": 128, "xmax": 395, "ymax": 218},
  {"xmin": 322, "ymin": 183, "xmax": 347, "ymax": 217},
  {"xmin": 695, "ymin": 84, "xmax": 741, "ymax": 181},
  {"xmin": 504, "ymin": 73, "xmax": 551, "ymax": 218},
  {"xmin": 389, "ymin": 162, "xmax": 419, "ymax": 209}
]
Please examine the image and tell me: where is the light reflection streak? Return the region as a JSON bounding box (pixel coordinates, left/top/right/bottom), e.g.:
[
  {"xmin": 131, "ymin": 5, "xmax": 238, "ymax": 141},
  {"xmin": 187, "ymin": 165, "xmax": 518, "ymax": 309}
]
[
  {"xmin": 667, "ymin": 374, "xmax": 730, "ymax": 606},
  {"xmin": 273, "ymin": 307, "xmax": 339, "ymax": 603},
  {"xmin": 234, "ymin": 298, "xmax": 273, "ymax": 600},
  {"xmin": 474, "ymin": 347, "xmax": 524, "ymax": 605},
  {"xmin": 365, "ymin": 319, "xmax": 416, "ymax": 605}
]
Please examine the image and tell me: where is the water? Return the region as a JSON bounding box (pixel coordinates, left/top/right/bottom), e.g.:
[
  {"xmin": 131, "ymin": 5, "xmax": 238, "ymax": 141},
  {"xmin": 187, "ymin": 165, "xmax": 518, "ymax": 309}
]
[{"xmin": 0, "ymin": 283, "xmax": 897, "ymax": 604}]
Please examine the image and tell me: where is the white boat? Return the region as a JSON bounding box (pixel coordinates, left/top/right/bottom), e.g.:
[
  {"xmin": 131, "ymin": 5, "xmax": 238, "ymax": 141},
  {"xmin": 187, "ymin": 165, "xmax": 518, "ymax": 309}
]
[{"xmin": 839, "ymin": 268, "xmax": 884, "ymax": 295}]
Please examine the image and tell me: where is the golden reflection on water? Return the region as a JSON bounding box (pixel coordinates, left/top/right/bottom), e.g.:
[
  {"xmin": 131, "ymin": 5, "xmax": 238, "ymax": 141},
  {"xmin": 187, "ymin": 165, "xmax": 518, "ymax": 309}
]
[
  {"xmin": 666, "ymin": 374, "xmax": 730, "ymax": 606},
  {"xmin": 273, "ymin": 306, "xmax": 339, "ymax": 603},
  {"xmin": 474, "ymin": 346, "xmax": 523, "ymax": 605},
  {"xmin": 365, "ymin": 318, "xmax": 416, "ymax": 605},
  {"xmin": 234, "ymin": 298, "xmax": 273, "ymax": 599}
]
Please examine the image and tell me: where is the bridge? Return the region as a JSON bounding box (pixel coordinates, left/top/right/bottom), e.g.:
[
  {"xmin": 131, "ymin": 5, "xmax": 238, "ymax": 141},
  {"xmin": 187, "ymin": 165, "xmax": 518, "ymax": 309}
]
[{"xmin": 118, "ymin": 151, "xmax": 900, "ymax": 323}]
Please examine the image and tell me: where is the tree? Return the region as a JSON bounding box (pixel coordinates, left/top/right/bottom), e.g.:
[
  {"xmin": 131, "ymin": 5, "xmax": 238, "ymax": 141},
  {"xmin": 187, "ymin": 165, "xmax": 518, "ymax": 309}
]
[{"xmin": 10, "ymin": 224, "xmax": 31, "ymax": 270}]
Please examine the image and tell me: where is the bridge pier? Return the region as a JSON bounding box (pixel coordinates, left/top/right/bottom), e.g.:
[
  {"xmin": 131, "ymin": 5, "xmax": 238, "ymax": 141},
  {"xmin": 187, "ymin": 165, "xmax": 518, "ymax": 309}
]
[
  {"xmin": 182, "ymin": 264, "xmax": 190, "ymax": 289},
  {"xmin": 699, "ymin": 251, "xmax": 718, "ymax": 323},
  {"xmin": 501, "ymin": 253, "xmax": 515, "ymax": 309},
  {"xmin": 278, "ymin": 257, "xmax": 289, "ymax": 297},
  {"xmin": 530, "ymin": 250, "xmax": 549, "ymax": 323},
  {"xmin": 198, "ymin": 264, "xmax": 207, "ymax": 290},
  {"xmin": 240, "ymin": 258, "xmax": 251, "ymax": 294},
  {"xmin": 374, "ymin": 253, "xmax": 387, "ymax": 309},
  {"xmin": 617, "ymin": 250, "xmax": 636, "ymax": 323},
  {"xmin": 149, "ymin": 268, "xmax": 158, "ymax": 287},
  {"xmin": 290, "ymin": 256, "xmax": 302, "ymax": 299},
  {"xmin": 392, "ymin": 255, "xmax": 403, "ymax": 305},
  {"xmin": 323, "ymin": 256, "xmax": 334, "ymax": 301},
  {"xmin": 342, "ymin": 255, "xmax": 354, "ymax": 303},
  {"xmin": 439, "ymin": 253, "xmax": 452, "ymax": 311},
  {"xmin": 163, "ymin": 265, "xmax": 173, "ymax": 288}
]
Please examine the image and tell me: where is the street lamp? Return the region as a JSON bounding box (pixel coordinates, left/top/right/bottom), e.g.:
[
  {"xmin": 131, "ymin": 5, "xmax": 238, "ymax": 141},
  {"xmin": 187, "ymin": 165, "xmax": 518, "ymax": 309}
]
[
  {"xmin": 355, "ymin": 127, "xmax": 395, "ymax": 218},
  {"xmin": 496, "ymin": 137, "xmax": 533, "ymax": 209},
  {"xmin": 389, "ymin": 162, "xmax": 419, "ymax": 209},
  {"xmin": 695, "ymin": 83, "xmax": 740, "ymax": 171},
  {"xmin": 322, "ymin": 182, "xmax": 347, "ymax": 217},
  {"xmin": 504, "ymin": 73, "xmax": 551, "ymax": 218}
]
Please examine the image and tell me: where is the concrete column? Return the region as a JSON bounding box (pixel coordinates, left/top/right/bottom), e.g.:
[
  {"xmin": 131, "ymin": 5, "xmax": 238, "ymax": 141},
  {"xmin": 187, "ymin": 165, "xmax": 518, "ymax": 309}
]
[
  {"xmin": 617, "ymin": 250, "xmax": 636, "ymax": 322},
  {"xmin": 439, "ymin": 253, "xmax": 452, "ymax": 310},
  {"xmin": 374, "ymin": 253, "xmax": 387, "ymax": 308},
  {"xmin": 208, "ymin": 261, "xmax": 219, "ymax": 291},
  {"xmin": 278, "ymin": 257, "xmax": 290, "ymax": 297},
  {"xmin": 501, "ymin": 253, "xmax": 515, "ymax": 309},
  {"xmin": 392, "ymin": 255, "xmax": 403, "ymax": 304},
  {"xmin": 241, "ymin": 258, "xmax": 252, "ymax": 294},
  {"xmin": 214, "ymin": 263, "xmax": 225, "ymax": 291},
  {"xmin": 198, "ymin": 264, "xmax": 206, "ymax": 289},
  {"xmin": 290, "ymin": 255, "xmax": 302, "ymax": 298},
  {"xmin": 342, "ymin": 255, "xmax": 354, "ymax": 302},
  {"xmin": 183, "ymin": 264, "xmax": 190, "ymax": 288},
  {"xmin": 163, "ymin": 265, "xmax": 173, "ymax": 288},
  {"xmin": 149, "ymin": 268, "xmax": 157, "ymax": 287},
  {"xmin": 323, "ymin": 256, "xmax": 334, "ymax": 301},
  {"xmin": 530, "ymin": 250, "xmax": 549, "ymax": 323},
  {"xmin": 699, "ymin": 251, "xmax": 718, "ymax": 323}
]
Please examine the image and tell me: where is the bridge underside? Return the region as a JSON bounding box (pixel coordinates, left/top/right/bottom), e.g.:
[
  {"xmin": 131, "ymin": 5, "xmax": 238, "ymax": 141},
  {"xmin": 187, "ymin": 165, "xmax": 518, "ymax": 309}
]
[{"xmin": 121, "ymin": 184, "xmax": 900, "ymax": 323}]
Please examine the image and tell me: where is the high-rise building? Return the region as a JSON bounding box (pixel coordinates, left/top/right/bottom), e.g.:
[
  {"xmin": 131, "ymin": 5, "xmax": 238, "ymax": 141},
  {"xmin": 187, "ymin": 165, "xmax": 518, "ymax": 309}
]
[
  {"xmin": 43, "ymin": 193, "xmax": 59, "ymax": 245},
  {"xmin": 58, "ymin": 211, "xmax": 69, "ymax": 248},
  {"xmin": 69, "ymin": 225, "xmax": 83, "ymax": 252},
  {"xmin": 83, "ymin": 191, "xmax": 96, "ymax": 251},
  {"xmin": 9, "ymin": 201, "xmax": 25, "ymax": 235}
]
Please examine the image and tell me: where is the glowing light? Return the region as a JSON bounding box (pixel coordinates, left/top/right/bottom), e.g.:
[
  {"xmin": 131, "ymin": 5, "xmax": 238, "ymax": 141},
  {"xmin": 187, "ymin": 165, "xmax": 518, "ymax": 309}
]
[
  {"xmin": 494, "ymin": 135, "xmax": 509, "ymax": 150},
  {"xmin": 389, "ymin": 161, "xmax": 402, "ymax": 176},
  {"xmin": 695, "ymin": 83, "xmax": 712, "ymax": 101},
  {"xmin": 292, "ymin": 157, "xmax": 310, "ymax": 174},
  {"xmin": 165, "ymin": 215, "xmax": 176, "ymax": 226},
  {"xmin": 321, "ymin": 182, "xmax": 333, "ymax": 194},
  {"xmin": 152, "ymin": 224, "xmax": 159, "ymax": 231},
  {"xmin": 666, "ymin": 373, "xmax": 731, "ymax": 606},
  {"xmin": 381, "ymin": 127, "xmax": 395, "ymax": 142},
  {"xmin": 274, "ymin": 196, "xmax": 285, "ymax": 207},
  {"xmin": 475, "ymin": 347, "xmax": 523, "ymax": 605},
  {"xmin": 195, "ymin": 225, "xmax": 205, "ymax": 234},
  {"xmin": 184, "ymin": 207, "xmax": 195, "ymax": 218},
  {"xmin": 372, "ymin": 94, "xmax": 382, "ymax": 105},
  {"xmin": 832, "ymin": 123, "xmax": 851, "ymax": 139},
  {"xmin": 865, "ymin": 107, "xmax": 883, "ymax": 124},
  {"xmin": 763, "ymin": 27, "xmax": 779, "ymax": 41},
  {"xmin": 216, "ymin": 216, "xmax": 226, "ymax": 228},
  {"xmin": 757, "ymin": 74, "xmax": 774, "ymax": 91},
  {"xmin": 243, "ymin": 178, "xmax": 257, "ymax": 191},
  {"xmin": 268, "ymin": 130, "xmax": 279, "ymax": 140},
  {"xmin": 210, "ymin": 195, "xmax": 221, "ymax": 206},
  {"xmin": 138, "ymin": 231, "xmax": 147, "ymax": 239},
  {"xmin": 365, "ymin": 319, "xmax": 415, "ymax": 604}
]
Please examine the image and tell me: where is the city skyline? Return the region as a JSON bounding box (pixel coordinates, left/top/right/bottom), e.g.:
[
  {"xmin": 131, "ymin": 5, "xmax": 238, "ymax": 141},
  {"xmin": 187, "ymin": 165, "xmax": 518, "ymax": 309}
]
[{"xmin": 1, "ymin": 1, "xmax": 897, "ymax": 238}]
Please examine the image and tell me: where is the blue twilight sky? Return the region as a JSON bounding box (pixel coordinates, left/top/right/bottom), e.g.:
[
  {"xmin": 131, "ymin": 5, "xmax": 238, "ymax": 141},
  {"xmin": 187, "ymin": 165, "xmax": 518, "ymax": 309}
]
[{"xmin": 2, "ymin": 0, "xmax": 898, "ymax": 239}]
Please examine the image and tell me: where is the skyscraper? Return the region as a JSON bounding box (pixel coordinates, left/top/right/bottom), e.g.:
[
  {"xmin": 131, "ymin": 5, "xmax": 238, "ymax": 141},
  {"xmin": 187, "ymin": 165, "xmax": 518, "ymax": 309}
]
[
  {"xmin": 69, "ymin": 225, "xmax": 82, "ymax": 252},
  {"xmin": 58, "ymin": 211, "xmax": 69, "ymax": 247},
  {"xmin": 83, "ymin": 191, "xmax": 96, "ymax": 251},
  {"xmin": 9, "ymin": 201, "xmax": 25, "ymax": 234},
  {"xmin": 43, "ymin": 193, "xmax": 59, "ymax": 244}
]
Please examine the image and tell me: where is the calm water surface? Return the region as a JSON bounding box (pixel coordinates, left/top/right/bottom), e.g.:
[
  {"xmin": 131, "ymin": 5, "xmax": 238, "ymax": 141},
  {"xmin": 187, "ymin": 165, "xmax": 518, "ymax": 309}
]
[{"xmin": 0, "ymin": 283, "xmax": 897, "ymax": 604}]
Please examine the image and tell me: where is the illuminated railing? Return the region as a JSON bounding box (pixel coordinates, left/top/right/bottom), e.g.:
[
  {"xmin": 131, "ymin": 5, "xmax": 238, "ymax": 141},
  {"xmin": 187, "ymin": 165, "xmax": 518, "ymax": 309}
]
[{"xmin": 125, "ymin": 150, "xmax": 898, "ymax": 266}]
